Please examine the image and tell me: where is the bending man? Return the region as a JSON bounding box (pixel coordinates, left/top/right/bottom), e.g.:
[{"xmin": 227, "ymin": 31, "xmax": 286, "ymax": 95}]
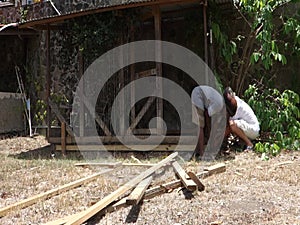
[{"xmin": 191, "ymin": 85, "xmax": 226, "ymax": 160}]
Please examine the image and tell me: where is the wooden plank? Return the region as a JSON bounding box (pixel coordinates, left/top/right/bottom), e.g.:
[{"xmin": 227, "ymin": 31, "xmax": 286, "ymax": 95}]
[
  {"xmin": 187, "ymin": 171, "xmax": 205, "ymax": 191},
  {"xmin": 204, "ymin": 163, "xmax": 226, "ymax": 176},
  {"xmin": 126, "ymin": 176, "xmax": 153, "ymax": 205},
  {"xmin": 74, "ymin": 162, "xmax": 123, "ymax": 168},
  {"xmin": 172, "ymin": 161, "xmax": 197, "ymax": 191},
  {"xmin": 0, "ymin": 169, "xmax": 114, "ymax": 218},
  {"xmin": 59, "ymin": 152, "xmax": 178, "ymax": 225},
  {"xmin": 48, "ymin": 99, "xmax": 74, "ymax": 137},
  {"xmin": 127, "ymin": 96, "xmax": 156, "ymax": 133},
  {"xmin": 135, "ymin": 68, "xmax": 157, "ymax": 78},
  {"xmin": 55, "ymin": 144, "xmax": 195, "ymax": 152}
]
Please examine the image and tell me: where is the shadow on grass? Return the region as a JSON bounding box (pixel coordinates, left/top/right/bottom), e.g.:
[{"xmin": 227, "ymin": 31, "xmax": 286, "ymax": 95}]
[{"xmin": 8, "ymin": 144, "xmax": 84, "ymax": 160}]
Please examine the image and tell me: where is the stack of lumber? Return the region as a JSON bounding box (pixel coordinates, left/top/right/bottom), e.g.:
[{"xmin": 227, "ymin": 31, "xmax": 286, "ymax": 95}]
[{"xmin": 0, "ymin": 152, "xmax": 226, "ymax": 225}]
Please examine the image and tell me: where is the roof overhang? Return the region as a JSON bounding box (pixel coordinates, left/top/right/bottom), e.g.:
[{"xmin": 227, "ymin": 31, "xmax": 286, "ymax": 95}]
[{"xmin": 19, "ymin": 0, "xmax": 206, "ymax": 28}]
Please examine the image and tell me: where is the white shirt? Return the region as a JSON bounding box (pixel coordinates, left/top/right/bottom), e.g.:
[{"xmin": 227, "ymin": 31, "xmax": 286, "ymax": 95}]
[{"xmin": 231, "ymin": 96, "xmax": 260, "ymax": 130}]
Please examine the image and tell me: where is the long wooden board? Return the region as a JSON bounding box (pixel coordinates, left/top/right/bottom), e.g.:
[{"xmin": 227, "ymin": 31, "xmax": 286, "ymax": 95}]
[
  {"xmin": 75, "ymin": 162, "xmax": 156, "ymax": 167},
  {"xmin": 0, "ymin": 169, "xmax": 114, "ymax": 218},
  {"xmin": 126, "ymin": 176, "xmax": 153, "ymax": 205},
  {"xmin": 48, "ymin": 152, "xmax": 178, "ymax": 225},
  {"xmin": 172, "ymin": 161, "xmax": 197, "ymax": 191}
]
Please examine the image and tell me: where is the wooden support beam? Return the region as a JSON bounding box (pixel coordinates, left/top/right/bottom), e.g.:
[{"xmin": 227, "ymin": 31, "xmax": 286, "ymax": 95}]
[
  {"xmin": 130, "ymin": 30, "xmax": 136, "ymax": 127},
  {"xmin": 127, "ymin": 96, "xmax": 156, "ymax": 133},
  {"xmin": 0, "ymin": 169, "xmax": 114, "ymax": 218},
  {"xmin": 79, "ymin": 93, "xmax": 112, "ymax": 136},
  {"xmin": 48, "ymin": 99, "xmax": 74, "ymax": 137},
  {"xmin": 126, "ymin": 176, "xmax": 153, "ymax": 205},
  {"xmin": 46, "ymin": 24, "xmax": 51, "ymax": 139},
  {"xmin": 153, "ymin": 5, "xmax": 163, "ymax": 135},
  {"xmin": 172, "ymin": 161, "xmax": 197, "ymax": 191},
  {"xmin": 49, "ymin": 135, "xmax": 198, "ymax": 145},
  {"xmin": 61, "ymin": 122, "xmax": 66, "ymax": 156},
  {"xmin": 135, "ymin": 68, "xmax": 157, "ymax": 78},
  {"xmin": 119, "ymin": 37, "xmax": 125, "ymax": 136},
  {"xmin": 55, "ymin": 144, "xmax": 195, "ymax": 152},
  {"xmin": 203, "ymin": 0, "xmax": 208, "ymax": 64},
  {"xmin": 78, "ymin": 50, "xmax": 85, "ymax": 137},
  {"xmin": 56, "ymin": 152, "xmax": 178, "ymax": 225}
]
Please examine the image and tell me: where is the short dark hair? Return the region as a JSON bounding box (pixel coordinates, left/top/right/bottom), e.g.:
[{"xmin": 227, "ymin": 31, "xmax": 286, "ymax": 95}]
[{"xmin": 223, "ymin": 87, "xmax": 237, "ymax": 117}]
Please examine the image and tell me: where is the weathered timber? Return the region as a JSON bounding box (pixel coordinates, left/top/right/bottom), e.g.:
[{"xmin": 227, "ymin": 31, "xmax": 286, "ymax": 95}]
[
  {"xmin": 172, "ymin": 161, "xmax": 197, "ymax": 191},
  {"xmin": 126, "ymin": 176, "xmax": 153, "ymax": 205},
  {"xmin": 0, "ymin": 169, "xmax": 114, "ymax": 218}
]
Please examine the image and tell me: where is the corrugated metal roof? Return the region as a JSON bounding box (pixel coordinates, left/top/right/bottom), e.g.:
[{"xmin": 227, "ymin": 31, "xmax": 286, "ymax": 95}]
[{"xmin": 19, "ymin": 0, "xmax": 233, "ymax": 27}]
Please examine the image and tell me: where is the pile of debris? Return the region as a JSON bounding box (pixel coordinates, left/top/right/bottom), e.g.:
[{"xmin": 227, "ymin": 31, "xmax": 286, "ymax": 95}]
[{"xmin": 0, "ymin": 152, "xmax": 226, "ymax": 225}]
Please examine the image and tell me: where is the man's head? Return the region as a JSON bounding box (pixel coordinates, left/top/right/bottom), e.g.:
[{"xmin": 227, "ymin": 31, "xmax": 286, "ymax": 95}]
[{"xmin": 223, "ymin": 87, "xmax": 237, "ymax": 117}]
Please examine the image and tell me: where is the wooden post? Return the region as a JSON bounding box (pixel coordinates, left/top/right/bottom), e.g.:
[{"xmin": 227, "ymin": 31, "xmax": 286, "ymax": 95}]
[
  {"xmin": 153, "ymin": 5, "xmax": 163, "ymax": 135},
  {"xmin": 130, "ymin": 25, "xmax": 136, "ymax": 127},
  {"xmin": 78, "ymin": 49, "xmax": 85, "ymax": 137},
  {"xmin": 46, "ymin": 24, "xmax": 51, "ymax": 140},
  {"xmin": 61, "ymin": 122, "xmax": 66, "ymax": 156},
  {"xmin": 119, "ymin": 38, "xmax": 125, "ymax": 136},
  {"xmin": 203, "ymin": 0, "xmax": 209, "ymax": 84},
  {"xmin": 203, "ymin": 0, "xmax": 208, "ymax": 64}
]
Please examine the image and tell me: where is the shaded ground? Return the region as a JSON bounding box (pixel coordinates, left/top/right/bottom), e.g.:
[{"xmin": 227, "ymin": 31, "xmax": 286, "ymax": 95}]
[{"xmin": 0, "ymin": 136, "xmax": 299, "ymax": 225}]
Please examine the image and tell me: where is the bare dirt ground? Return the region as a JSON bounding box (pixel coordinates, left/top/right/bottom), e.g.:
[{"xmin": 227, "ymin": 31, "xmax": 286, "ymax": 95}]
[{"xmin": 0, "ymin": 135, "xmax": 299, "ymax": 225}]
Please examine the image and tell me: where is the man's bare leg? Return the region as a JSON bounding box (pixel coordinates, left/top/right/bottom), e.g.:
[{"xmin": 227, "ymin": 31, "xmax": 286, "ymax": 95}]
[{"xmin": 229, "ymin": 120, "xmax": 253, "ymax": 147}]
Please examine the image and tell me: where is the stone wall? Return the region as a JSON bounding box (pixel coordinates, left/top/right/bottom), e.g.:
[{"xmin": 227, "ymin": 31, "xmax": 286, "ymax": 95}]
[{"xmin": 0, "ymin": 92, "xmax": 24, "ymax": 133}]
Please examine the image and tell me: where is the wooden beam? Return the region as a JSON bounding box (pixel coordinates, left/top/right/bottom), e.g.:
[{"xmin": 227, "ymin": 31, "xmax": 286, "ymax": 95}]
[
  {"xmin": 119, "ymin": 39, "xmax": 125, "ymax": 136},
  {"xmin": 130, "ymin": 39, "xmax": 136, "ymax": 125},
  {"xmin": 49, "ymin": 99, "xmax": 74, "ymax": 137},
  {"xmin": 46, "ymin": 24, "xmax": 51, "ymax": 139},
  {"xmin": 79, "ymin": 93, "xmax": 112, "ymax": 136},
  {"xmin": 126, "ymin": 176, "xmax": 153, "ymax": 205},
  {"xmin": 172, "ymin": 161, "xmax": 197, "ymax": 191},
  {"xmin": 61, "ymin": 122, "xmax": 66, "ymax": 156},
  {"xmin": 187, "ymin": 171, "xmax": 205, "ymax": 191},
  {"xmin": 0, "ymin": 169, "xmax": 114, "ymax": 218},
  {"xmin": 74, "ymin": 162, "xmax": 123, "ymax": 168},
  {"xmin": 153, "ymin": 5, "xmax": 163, "ymax": 135},
  {"xmin": 55, "ymin": 144, "xmax": 195, "ymax": 152},
  {"xmin": 78, "ymin": 50, "xmax": 85, "ymax": 137},
  {"xmin": 135, "ymin": 68, "xmax": 157, "ymax": 78},
  {"xmin": 49, "ymin": 135, "xmax": 198, "ymax": 145},
  {"xmin": 204, "ymin": 163, "xmax": 226, "ymax": 176},
  {"xmin": 59, "ymin": 152, "xmax": 178, "ymax": 225},
  {"xmin": 203, "ymin": 0, "xmax": 208, "ymax": 64},
  {"xmin": 75, "ymin": 162, "xmax": 156, "ymax": 167},
  {"xmin": 127, "ymin": 96, "xmax": 156, "ymax": 133}
]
